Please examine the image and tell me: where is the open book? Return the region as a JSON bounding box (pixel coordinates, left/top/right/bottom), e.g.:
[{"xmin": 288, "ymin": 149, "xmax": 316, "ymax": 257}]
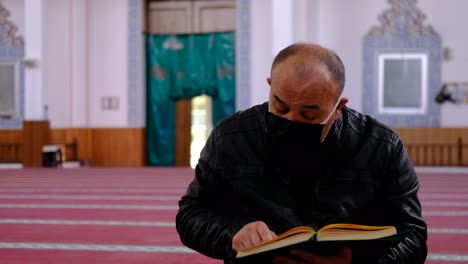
[{"xmin": 236, "ymin": 223, "xmax": 398, "ymax": 259}]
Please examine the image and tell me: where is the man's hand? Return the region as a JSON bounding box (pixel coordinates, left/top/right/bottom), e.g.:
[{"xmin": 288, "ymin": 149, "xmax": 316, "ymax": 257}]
[
  {"xmin": 232, "ymin": 221, "xmax": 277, "ymax": 252},
  {"xmin": 272, "ymin": 247, "xmax": 352, "ymax": 264}
]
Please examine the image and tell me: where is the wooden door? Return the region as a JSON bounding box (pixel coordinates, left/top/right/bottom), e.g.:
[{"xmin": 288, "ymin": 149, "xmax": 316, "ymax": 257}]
[{"xmin": 175, "ymin": 99, "xmax": 192, "ymax": 166}]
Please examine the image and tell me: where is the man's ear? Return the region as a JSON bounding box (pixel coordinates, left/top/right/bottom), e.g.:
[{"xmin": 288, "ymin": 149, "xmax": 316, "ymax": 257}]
[
  {"xmin": 267, "ymin": 77, "xmax": 272, "ymax": 86},
  {"xmin": 337, "ymin": 97, "xmax": 349, "ymax": 111},
  {"xmin": 333, "ymin": 97, "xmax": 349, "ymax": 120}
]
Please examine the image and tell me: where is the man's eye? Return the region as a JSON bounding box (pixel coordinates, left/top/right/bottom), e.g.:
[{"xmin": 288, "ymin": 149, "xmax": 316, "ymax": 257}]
[
  {"xmin": 277, "ymin": 108, "xmax": 289, "ymax": 114},
  {"xmin": 302, "ymin": 112, "xmax": 317, "ymax": 121}
]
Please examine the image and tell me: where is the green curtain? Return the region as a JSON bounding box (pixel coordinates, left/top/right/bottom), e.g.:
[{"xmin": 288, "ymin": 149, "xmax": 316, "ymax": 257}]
[
  {"xmin": 211, "ymin": 33, "xmax": 236, "ymax": 126},
  {"xmin": 146, "ymin": 32, "xmax": 235, "ymax": 166}
]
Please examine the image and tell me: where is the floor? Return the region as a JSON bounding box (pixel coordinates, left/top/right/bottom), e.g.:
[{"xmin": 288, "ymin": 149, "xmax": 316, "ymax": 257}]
[{"xmin": 0, "ymin": 167, "xmax": 466, "ymax": 263}]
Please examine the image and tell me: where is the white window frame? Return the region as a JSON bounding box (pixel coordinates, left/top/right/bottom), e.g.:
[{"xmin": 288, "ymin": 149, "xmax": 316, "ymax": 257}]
[
  {"xmin": 377, "ymin": 52, "xmax": 428, "ymax": 115},
  {"xmin": 0, "ymin": 60, "xmax": 20, "ymax": 118}
]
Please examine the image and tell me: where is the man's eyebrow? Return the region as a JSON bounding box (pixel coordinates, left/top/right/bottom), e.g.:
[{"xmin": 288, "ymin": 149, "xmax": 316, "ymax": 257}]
[
  {"xmin": 274, "ymin": 95, "xmax": 286, "ymax": 105},
  {"xmin": 303, "ymin": 104, "xmax": 320, "ymax": 110},
  {"xmin": 274, "ymin": 95, "xmax": 320, "ymax": 109}
]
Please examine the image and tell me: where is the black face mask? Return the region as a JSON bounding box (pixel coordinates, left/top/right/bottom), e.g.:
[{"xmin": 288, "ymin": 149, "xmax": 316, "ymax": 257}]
[
  {"xmin": 266, "ymin": 112, "xmax": 326, "ymax": 180},
  {"xmin": 266, "ymin": 112, "xmax": 324, "ymax": 147}
]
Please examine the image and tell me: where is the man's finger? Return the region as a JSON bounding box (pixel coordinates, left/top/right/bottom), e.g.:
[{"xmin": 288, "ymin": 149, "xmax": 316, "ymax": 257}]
[
  {"xmin": 232, "ymin": 221, "xmax": 275, "ymax": 251},
  {"xmin": 256, "ymin": 222, "xmax": 276, "ymax": 242}
]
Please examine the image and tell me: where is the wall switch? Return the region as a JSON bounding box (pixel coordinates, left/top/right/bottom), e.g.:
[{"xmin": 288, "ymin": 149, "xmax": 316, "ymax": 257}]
[{"xmin": 101, "ymin": 97, "xmax": 119, "ymax": 110}]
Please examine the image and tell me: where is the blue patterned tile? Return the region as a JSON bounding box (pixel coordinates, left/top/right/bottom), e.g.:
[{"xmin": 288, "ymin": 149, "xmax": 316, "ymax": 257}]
[
  {"xmin": 0, "ymin": 2, "xmax": 25, "ymax": 129},
  {"xmin": 236, "ymin": 0, "xmax": 251, "ymax": 111},
  {"xmin": 127, "ymin": 0, "xmax": 144, "ymax": 127},
  {"xmin": 363, "ymin": 0, "xmax": 441, "ymax": 127}
]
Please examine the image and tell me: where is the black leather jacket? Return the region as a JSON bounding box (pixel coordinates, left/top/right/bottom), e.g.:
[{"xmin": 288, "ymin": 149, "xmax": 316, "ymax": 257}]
[{"xmin": 176, "ymin": 103, "xmax": 427, "ymax": 263}]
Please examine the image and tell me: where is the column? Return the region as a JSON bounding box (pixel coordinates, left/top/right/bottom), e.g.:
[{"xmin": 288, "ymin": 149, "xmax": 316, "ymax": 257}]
[
  {"xmin": 293, "ymin": 0, "xmax": 319, "ymax": 43},
  {"xmin": 249, "ymin": 0, "xmax": 273, "ymax": 106},
  {"xmin": 272, "ymin": 0, "xmax": 293, "ymax": 55},
  {"xmin": 24, "ymin": 0, "xmax": 47, "ymax": 120},
  {"xmin": 70, "ymin": 0, "xmax": 88, "ymax": 126}
]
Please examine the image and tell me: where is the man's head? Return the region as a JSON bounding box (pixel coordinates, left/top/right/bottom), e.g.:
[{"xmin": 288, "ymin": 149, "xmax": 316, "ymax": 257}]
[{"xmin": 267, "ymin": 43, "xmax": 348, "ymax": 127}]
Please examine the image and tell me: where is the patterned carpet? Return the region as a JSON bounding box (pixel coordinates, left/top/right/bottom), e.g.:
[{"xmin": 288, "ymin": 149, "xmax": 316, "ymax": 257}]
[{"xmin": 0, "ymin": 167, "xmax": 467, "ymax": 263}]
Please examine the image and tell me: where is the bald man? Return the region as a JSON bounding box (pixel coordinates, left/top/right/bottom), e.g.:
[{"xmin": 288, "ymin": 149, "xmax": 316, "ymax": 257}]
[{"xmin": 176, "ymin": 43, "xmax": 427, "ymax": 264}]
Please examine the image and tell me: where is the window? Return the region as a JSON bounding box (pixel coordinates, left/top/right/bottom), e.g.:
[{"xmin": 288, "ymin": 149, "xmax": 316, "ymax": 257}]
[
  {"xmin": 378, "ymin": 53, "xmax": 428, "ymax": 115},
  {"xmin": 0, "ymin": 60, "xmax": 19, "ymax": 118}
]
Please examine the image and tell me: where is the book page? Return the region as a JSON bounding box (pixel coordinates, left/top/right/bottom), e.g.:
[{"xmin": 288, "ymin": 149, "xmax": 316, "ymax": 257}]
[
  {"xmin": 319, "ymin": 223, "xmax": 395, "ymax": 231},
  {"xmin": 317, "ymin": 225, "xmax": 397, "ymax": 241}
]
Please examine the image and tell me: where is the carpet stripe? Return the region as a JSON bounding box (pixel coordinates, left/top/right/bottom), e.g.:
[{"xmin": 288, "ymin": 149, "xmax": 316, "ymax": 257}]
[
  {"xmin": 0, "ymin": 199, "xmax": 177, "ymax": 206},
  {"xmin": 422, "ymin": 187, "xmax": 468, "ymax": 192},
  {"xmin": 423, "ymin": 211, "xmax": 468, "ymax": 216},
  {"xmin": 0, "ymin": 243, "xmax": 195, "ymax": 253},
  {"xmin": 0, "ymin": 204, "xmax": 177, "ymax": 210},
  {"xmin": 0, "ymin": 188, "xmax": 185, "ymax": 194},
  {"xmin": 427, "ymin": 253, "xmax": 468, "ymax": 261},
  {"xmin": 423, "ymin": 202, "xmax": 468, "ymax": 207},
  {"xmin": 420, "ymin": 194, "xmax": 468, "ymax": 199},
  {"xmin": 0, "ymin": 194, "xmax": 179, "ymax": 201},
  {"xmin": 429, "ymin": 228, "xmax": 468, "ymax": 234},
  {"xmin": 0, "ymin": 184, "xmax": 188, "ymax": 188},
  {"xmin": 0, "ymin": 219, "xmax": 175, "ymax": 227},
  {"xmin": 0, "ymin": 208, "xmax": 177, "ymax": 222},
  {"xmin": 415, "ymin": 167, "xmax": 468, "ymax": 173}
]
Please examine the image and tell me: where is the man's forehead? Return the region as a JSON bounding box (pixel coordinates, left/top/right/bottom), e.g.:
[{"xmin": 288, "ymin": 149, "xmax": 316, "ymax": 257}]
[
  {"xmin": 271, "ymin": 62, "xmax": 330, "ymax": 86},
  {"xmin": 273, "ymin": 56, "xmax": 326, "ymax": 76}
]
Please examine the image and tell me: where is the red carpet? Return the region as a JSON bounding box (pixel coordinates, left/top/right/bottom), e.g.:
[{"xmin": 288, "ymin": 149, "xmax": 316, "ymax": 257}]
[
  {"xmin": 0, "ymin": 168, "xmax": 220, "ymax": 264},
  {"xmin": 420, "ymin": 171, "xmax": 468, "ymax": 263},
  {"xmin": 0, "ymin": 167, "xmax": 467, "ymax": 263}
]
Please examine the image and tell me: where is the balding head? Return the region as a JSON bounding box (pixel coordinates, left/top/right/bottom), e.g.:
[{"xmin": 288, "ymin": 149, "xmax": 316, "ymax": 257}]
[
  {"xmin": 267, "ymin": 42, "xmax": 349, "ymax": 126},
  {"xmin": 271, "ymin": 43, "xmax": 345, "ymax": 96}
]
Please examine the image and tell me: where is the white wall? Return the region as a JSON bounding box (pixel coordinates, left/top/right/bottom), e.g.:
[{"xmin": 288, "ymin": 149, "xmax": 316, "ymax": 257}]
[
  {"xmin": 314, "ymin": 0, "xmax": 384, "ymax": 112},
  {"xmin": 316, "ymin": 0, "xmax": 468, "ymax": 127},
  {"xmin": 418, "ymin": 0, "xmax": 468, "ymax": 127},
  {"xmin": 3, "ymin": 0, "xmax": 468, "ymax": 128},
  {"xmin": 249, "ymin": 0, "xmax": 273, "ymax": 106},
  {"xmin": 24, "ymin": 0, "xmax": 46, "ymax": 120},
  {"xmin": 45, "ymin": 0, "xmax": 72, "ymax": 127},
  {"xmin": 293, "ymin": 0, "xmax": 319, "ymax": 43},
  {"xmin": 45, "ymin": 0, "xmax": 128, "ymax": 128},
  {"xmin": 272, "ymin": 0, "xmax": 293, "ymax": 56},
  {"xmin": 87, "ymin": 0, "xmax": 128, "ymax": 127},
  {"xmin": 2, "ymin": 0, "xmax": 130, "ymax": 128},
  {"xmin": 249, "ymin": 0, "xmax": 468, "ymax": 127}
]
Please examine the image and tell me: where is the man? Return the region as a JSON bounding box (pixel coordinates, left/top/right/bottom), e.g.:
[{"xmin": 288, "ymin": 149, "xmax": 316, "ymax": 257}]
[{"xmin": 176, "ymin": 43, "xmax": 427, "ymax": 263}]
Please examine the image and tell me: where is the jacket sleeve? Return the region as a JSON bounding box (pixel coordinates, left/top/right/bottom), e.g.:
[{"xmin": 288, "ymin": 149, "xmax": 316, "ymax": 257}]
[
  {"xmin": 176, "ymin": 130, "xmax": 250, "ymax": 260},
  {"xmin": 376, "ymin": 133, "xmax": 428, "ymax": 264}
]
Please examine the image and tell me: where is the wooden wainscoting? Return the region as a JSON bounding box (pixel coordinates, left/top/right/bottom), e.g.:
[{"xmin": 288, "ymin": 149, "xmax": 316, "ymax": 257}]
[
  {"xmin": 91, "ymin": 128, "xmax": 145, "ymax": 166},
  {"xmin": 394, "ymin": 128, "xmax": 468, "ymax": 166},
  {"xmin": 0, "ymin": 129, "xmax": 22, "ymax": 163},
  {"xmin": 50, "ymin": 128, "xmax": 145, "ymax": 167},
  {"xmin": 49, "ymin": 128, "xmax": 93, "ymax": 164},
  {"xmin": 3, "ymin": 126, "xmax": 467, "ymax": 167},
  {"xmin": 1, "ymin": 127, "xmax": 145, "ymax": 167}
]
